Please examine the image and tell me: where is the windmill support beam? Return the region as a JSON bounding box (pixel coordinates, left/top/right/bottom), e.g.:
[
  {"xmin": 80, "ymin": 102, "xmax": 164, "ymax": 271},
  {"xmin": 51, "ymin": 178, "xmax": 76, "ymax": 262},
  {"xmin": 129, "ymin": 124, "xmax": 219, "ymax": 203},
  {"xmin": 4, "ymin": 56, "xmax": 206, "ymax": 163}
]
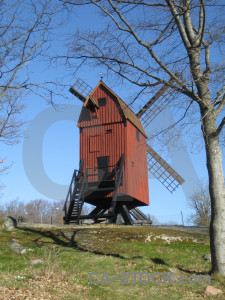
[
  {"xmin": 109, "ymin": 154, "xmax": 125, "ymax": 214},
  {"xmin": 69, "ymin": 87, "xmax": 86, "ymax": 102},
  {"xmin": 130, "ymin": 208, "xmax": 150, "ymax": 222},
  {"xmin": 120, "ymin": 205, "xmax": 134, "ymax": 225},
  {"xmin": 77, "ymin": 205, "xmax": 151, "ymax": 226}
]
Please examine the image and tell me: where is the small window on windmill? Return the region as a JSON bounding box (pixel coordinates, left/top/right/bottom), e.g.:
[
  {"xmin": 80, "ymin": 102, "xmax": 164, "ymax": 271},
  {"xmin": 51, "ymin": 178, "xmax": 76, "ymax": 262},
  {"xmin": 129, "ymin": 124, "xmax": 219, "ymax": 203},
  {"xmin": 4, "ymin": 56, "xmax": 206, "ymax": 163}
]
[
  {"xmin": 106, "ymin": 129, "xmax": 112, "ymax": 134},
  {"xmin": 90, "ymin": 111, "xmax": 98, "ymax": 120},
  {"xmin": 98, "ymin": 97, "xmax": 106, "ymax": 106},
  {"xmin": 89, "ymin": 103, "xmax": 98, "ymax": 120},
  {"xmin": 136, "ymin": 130, "xmax": 140, "ymax": 142}
]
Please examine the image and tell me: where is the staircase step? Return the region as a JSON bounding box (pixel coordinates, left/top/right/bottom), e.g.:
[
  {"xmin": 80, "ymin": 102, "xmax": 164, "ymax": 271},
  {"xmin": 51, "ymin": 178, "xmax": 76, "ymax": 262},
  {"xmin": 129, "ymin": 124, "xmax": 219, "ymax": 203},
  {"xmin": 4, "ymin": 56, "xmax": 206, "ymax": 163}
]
[{"xmin": 64, "ymin": 167, "xmax": 88, "ymax": 224}]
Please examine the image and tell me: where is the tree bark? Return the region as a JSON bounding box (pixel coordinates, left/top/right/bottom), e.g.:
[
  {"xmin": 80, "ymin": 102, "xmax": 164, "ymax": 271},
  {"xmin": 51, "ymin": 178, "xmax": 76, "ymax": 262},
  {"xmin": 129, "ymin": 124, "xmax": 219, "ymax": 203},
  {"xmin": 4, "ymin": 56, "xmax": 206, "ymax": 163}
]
[{"xmin": 201, "ymin": 111, "xmax": 225, "ymax": 275}]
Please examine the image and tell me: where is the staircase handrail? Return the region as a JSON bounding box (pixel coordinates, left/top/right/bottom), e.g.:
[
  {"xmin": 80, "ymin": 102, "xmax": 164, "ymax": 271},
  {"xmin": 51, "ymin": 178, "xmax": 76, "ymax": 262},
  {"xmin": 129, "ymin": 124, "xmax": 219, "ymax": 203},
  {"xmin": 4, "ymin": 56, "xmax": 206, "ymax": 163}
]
[
  {"xmin": 76, "ymin": 168, "xmax": 88, "ymax": 223},
  {"xmin": 109, "ymin": 154, "xmax": 125, "ymax": 214},
  {"xmin": 63, "ymin": 169, "xmax": 82, "ymax": 214}
]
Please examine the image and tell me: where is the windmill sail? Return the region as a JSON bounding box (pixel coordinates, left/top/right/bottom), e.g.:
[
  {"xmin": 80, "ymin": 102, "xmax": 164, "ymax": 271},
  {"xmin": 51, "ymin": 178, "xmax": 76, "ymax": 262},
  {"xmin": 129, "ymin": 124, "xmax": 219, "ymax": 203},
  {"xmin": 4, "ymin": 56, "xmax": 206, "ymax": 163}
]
[
  {"xmin": 146, "ymin": 145, "xmax": 184, "ymax": 193},
  {"xmin": 136, "ymin": 78, "xmax": 185, "ymax": 193},
  {"xmin": 137, "ymin": 77, "xmax": 179, "ymax": 127},
  {"xmin": 69, "ymin": 78, "xmax": 93, "ymax": 102},
  {"xmin": 136, "ymin": 79, "xmax": 174, "ymax": 118},
  {"xmin": 139, "ymin": 89, "xmax": 179, "ymax": 128}
]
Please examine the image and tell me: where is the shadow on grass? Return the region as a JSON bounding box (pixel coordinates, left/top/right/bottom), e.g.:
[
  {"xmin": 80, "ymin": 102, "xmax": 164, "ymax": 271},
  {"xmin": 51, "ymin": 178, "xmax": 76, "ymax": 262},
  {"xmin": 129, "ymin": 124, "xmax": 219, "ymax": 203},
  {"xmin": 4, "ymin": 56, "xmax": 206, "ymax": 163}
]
[
  {"xmin": 21, "ymin": 227, "xmax": 138, "ymax": 260},
  {"xmin": 177, "ymin": 265, "xmax": 211, "ymax": 275},
  {"xmin": 151, "ymin": 258, "xmax": 167, "ymax": 265}
]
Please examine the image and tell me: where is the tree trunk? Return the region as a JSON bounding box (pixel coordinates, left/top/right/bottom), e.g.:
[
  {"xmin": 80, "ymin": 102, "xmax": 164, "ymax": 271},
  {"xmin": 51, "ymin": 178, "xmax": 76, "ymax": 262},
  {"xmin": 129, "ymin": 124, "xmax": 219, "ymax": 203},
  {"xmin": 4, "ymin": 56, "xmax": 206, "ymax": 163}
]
[{"xmin": 202, "ymin": 112, "xmax": 225, "ymax": 275}]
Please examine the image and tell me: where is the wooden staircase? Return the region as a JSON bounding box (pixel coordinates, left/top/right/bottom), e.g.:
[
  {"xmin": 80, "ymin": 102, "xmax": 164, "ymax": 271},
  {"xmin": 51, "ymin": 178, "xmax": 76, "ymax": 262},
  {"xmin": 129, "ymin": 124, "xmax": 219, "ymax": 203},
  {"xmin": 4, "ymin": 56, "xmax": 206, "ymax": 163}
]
[
  {"xmin": 63, "ymin": 154, "xmax": 151, "ymax": 225},
  {"xmin": 68, "ymin": 184, "xmax": 82, "ymax": 223},
  {"xmin": 63, "ymin": 165, "xmax": 88, "ymax": 224},
  {"xmin": 63, "ymin": 155, "xmax": 125, "ymax": 225}
]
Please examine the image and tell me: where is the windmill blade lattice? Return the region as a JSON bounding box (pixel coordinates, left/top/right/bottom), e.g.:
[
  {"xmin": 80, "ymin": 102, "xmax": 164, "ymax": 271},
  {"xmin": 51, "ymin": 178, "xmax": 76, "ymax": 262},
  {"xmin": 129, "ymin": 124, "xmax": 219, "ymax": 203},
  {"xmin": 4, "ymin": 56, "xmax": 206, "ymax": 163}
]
[
  {"xmin": 139, "ymin": 89, "xmax": 179, "ymax": 128},
  {"xmin": 146, "ymin": 145, "xmax": 184, "ymax": 193},
  {"xmin": 69, "ymin": 78, "xmax": 93, "ymax": 102},
  {"xmin": 136, "ymin": 77, "xmax": 185, "ymax": 192}
]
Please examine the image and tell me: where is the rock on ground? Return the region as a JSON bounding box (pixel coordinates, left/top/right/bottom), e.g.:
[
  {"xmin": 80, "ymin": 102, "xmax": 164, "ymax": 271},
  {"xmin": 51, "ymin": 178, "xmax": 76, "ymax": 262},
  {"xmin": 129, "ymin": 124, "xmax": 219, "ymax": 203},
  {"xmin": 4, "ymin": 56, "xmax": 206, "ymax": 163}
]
[
  {"xmin": 205, "ymin": 286, "xmax": 222, "ymax": 295},
  {"xmin": 8, "ymin": 239, "xmax": 26, "ymax": 254},
  {"xmin": 168, "ymin": 268, "xmax": 180, "ymax": 282},
  {"xmin": 30, "ymin": 259, "xmax": 43, "ymax": 265},
  {"xmin": 202, "ymin": 254, "xmax": 211, "ymax": 261},
  {"xmin": 3, "ymin": 216, "xmax": 17, "ymax": 231}
]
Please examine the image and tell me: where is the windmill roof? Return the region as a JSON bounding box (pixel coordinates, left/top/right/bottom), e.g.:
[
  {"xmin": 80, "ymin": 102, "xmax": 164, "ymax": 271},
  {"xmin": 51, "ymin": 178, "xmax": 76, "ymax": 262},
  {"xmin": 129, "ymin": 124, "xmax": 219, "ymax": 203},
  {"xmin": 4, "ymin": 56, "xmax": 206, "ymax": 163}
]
[
  {"xmin": 84, "ymin": 95, "xmax": 99, "ymax": 108},
  {"xmin": 78, "ymin": 80, "xmax": 148, "ymax": 138},
  {"xmin": 116, "ymin": 95, "xmax": 148, "ymax": 138},
  {"xmin": 99, "ymin": 81, "xmax": 148, "ymax": 138}
]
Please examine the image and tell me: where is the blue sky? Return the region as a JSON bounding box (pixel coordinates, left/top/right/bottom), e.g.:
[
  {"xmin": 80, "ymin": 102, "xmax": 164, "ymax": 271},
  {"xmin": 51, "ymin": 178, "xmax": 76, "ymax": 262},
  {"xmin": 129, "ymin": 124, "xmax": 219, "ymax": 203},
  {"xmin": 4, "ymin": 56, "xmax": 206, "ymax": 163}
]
[
  {"xmin": 0, "ymin": 76, "xmax": 210, "ymax": 225},
  {"xmin": 0, "ymin": 77, "xmax": 212, "ymax": 224},
  {"xmin": 1, "ymin": 3, "xmax": 224, "ymax": 225}
]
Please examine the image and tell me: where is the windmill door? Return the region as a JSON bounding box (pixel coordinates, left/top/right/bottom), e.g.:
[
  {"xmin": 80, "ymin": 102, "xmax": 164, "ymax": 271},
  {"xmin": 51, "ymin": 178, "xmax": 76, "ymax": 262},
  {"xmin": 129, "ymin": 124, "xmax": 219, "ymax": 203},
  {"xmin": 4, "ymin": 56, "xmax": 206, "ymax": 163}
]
[{"xmin": 97, "ymin": 156, "xmax": 109, "ymax": 182}]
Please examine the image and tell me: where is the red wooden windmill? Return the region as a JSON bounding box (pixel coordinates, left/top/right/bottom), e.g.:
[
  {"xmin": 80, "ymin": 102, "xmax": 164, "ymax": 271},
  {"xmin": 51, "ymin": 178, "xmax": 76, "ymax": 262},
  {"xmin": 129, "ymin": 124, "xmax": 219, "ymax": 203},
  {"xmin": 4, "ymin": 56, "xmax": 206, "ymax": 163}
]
[{"xmin": 63, "ymin": 78, "xmax": 184, "ymax": 225}]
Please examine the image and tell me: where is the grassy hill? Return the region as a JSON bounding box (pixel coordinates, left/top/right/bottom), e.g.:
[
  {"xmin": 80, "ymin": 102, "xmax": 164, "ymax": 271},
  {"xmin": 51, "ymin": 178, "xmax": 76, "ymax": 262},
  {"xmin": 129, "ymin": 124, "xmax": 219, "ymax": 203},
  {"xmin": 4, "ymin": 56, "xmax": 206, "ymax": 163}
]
[{"xmin": 0, "ymin": 224, "xmax": 224, "ymax": 299}]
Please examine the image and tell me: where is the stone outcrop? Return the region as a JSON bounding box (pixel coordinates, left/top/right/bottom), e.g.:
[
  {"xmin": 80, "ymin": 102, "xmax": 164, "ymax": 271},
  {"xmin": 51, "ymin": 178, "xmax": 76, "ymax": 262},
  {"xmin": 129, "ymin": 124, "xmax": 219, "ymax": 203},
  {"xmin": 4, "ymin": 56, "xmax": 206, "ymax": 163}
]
[{"xmin": 3, "ymin": 216, "xmax": 17, "ymax": 231}]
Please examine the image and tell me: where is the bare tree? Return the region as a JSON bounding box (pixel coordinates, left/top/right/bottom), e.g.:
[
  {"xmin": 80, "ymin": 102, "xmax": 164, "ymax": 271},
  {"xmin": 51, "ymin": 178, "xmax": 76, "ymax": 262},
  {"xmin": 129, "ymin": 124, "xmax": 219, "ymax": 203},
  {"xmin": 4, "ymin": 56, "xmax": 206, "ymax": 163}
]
[
  {"xmin": 51, "ymin": 199, "xmax": 65, "ymax": 224},
  {"xmin": 2, "ymin": 198, "xmax": 117, "ymax": 224},
  {"xmin": 25, "ymin": 199, "xmax": 51, "ymax": 223},
  {"xmin": 62, "ymin": 0, "xmax": 225, "ymax": 275},
  {"xmin": 0, "ymin": 92, "xmax": 24, "ymax": 145},
  {"xmin": 3, "ymin": 198, "xmax": 64, "ymax": 224},
  {"xmin": 148, "ymin": 214, "xmax": 160, "ymax": 225},
  {"xmin": 0, "ymin": 0, "xmax": 66, "ymax": 179},
  {"xmin": 0, "ymin": 92, "xmax": 24, "ymax": 186},
  {"xmin": 0, "ymin": 0, "xmax": 62, "ymax": 101},
  {"xmin": 0, "ymin": 158, "xmax": 8, "ymax": 189},
  {"xmin": 4, "ymin": 198, "xmax": 26, "ymax": 220},
  {"xmin": 188, "ymin": 183, "xmax": 211, "ymax": 226},
  {"xmin": 0, "ymin": 203, "xmax": 5, "ymax": 221}
]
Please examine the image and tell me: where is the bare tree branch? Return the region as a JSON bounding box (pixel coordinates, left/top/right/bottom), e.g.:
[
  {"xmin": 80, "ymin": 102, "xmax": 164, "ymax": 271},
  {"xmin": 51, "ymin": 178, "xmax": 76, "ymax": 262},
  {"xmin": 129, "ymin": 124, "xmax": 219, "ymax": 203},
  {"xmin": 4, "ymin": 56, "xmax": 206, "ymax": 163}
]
[
  {"xmin": 0, "ymin": 1, "xmax": 66, "ymax": 177},
  {"xmin": 216, "ymin": 117, "xmax": 225, "ymax": 136},
  {"xmin": 187, "ymin": 182, "xmax": 211, "ymax": 226},
  {"xmin": 63, "ymin": 0, "xmax": 225, "ymax": 275}
]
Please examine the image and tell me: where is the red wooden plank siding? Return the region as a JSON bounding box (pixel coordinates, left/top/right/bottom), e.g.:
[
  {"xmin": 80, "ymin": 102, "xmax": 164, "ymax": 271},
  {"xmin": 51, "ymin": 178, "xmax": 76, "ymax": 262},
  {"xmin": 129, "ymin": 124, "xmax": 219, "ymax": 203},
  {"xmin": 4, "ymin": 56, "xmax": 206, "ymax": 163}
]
[
  {"xmin": 125, "ymin": 121, "xmax": 149, "ymax": 205},
  {"xmin": 78, "ymin": 83, "xmax": 149, "ymax": 205},
  {"xmin": 78, "ymin": 85, "xmax": 123, "ymax": 128},
  {"xmin": 80, "ymin": 122, "xmax": 126, "ymax": 195}
]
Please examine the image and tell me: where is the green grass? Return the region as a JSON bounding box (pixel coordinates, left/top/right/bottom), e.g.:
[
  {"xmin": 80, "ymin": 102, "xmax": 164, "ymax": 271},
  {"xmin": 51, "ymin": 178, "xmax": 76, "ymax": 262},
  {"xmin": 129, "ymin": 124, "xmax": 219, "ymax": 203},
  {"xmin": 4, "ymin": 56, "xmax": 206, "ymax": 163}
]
[{"xmin": 0, "ymin": 225, "xmax": 223, "ymax": 299}]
